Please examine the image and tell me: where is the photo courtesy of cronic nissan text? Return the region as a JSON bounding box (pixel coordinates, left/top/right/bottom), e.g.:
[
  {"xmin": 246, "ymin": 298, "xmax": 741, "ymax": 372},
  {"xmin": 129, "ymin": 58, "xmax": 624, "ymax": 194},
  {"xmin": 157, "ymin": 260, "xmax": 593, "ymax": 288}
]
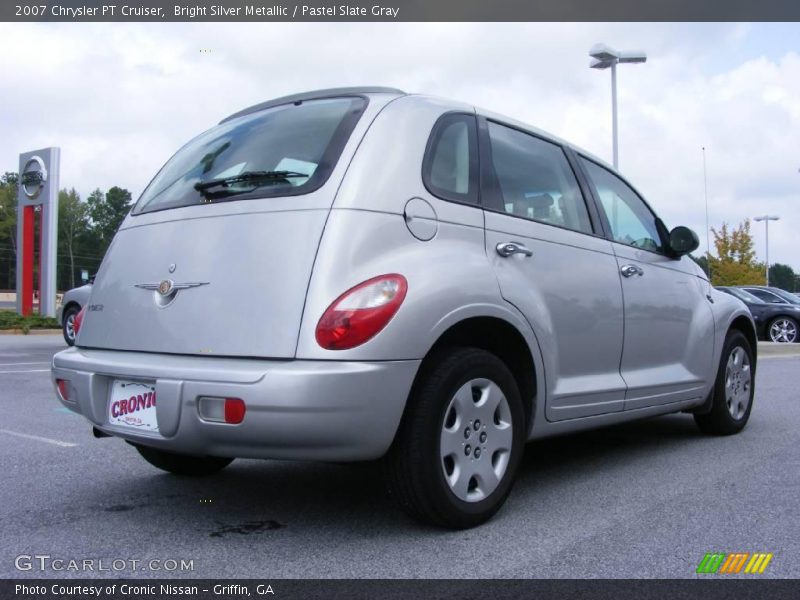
[{"xmin": 1, "ymin": 1, "xmax": 799, "ymax": 599}]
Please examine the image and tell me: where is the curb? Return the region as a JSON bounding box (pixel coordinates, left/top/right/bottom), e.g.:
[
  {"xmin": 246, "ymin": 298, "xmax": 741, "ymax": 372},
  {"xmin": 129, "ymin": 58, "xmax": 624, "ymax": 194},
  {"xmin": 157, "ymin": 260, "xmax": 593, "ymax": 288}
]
[
  {"xmin": 757, "ymin": 341, "xmax": 800, "ymax": 357},
  {"xmin": 0, "ymin": 329, "xmax": 62, "ymax": 336}
]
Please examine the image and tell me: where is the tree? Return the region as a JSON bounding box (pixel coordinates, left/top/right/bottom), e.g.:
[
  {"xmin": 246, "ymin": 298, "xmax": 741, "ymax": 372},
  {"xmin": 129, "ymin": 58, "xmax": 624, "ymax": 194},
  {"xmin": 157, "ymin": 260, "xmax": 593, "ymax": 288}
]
[
  {"xmin": 0, "ymin": 173, "xmax": 19, "ymax": 289},
  {"xmin": 58, "ymin": 188, "xmax": 90, "ymax": 289},
  {"xmin": 87, "ymin": 186, "xmax": 132, "ymax": 254},
  {"xmin": 707, "ymin": 220, "xmax": 765, "ymax": 286},
  {"xmin": 769, "ymin": 263, "xmax": 797, "ymax": 292}
]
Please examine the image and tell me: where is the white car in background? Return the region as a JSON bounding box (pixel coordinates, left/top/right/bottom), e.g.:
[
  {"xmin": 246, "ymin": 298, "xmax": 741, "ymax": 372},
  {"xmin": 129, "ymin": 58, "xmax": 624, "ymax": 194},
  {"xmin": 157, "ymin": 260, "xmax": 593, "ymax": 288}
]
[{"xmin": 56, "ymin": 282, "xmax": 92, "ymax": 346}]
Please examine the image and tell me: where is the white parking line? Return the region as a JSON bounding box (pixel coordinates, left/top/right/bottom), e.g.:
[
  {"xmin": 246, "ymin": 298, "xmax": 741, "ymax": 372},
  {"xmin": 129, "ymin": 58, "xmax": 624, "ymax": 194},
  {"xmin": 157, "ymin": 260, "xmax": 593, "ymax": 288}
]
[
  {"xmin": 0, "ymin": 362, "xmax": 50, "ymax": 366},
  {"xmin": 0, "ymin": 369, "xmax": 51, "ymax": 374},
  {"xmin": 0, "ymin": 429, "xmax": 77, "ymax": 447}
]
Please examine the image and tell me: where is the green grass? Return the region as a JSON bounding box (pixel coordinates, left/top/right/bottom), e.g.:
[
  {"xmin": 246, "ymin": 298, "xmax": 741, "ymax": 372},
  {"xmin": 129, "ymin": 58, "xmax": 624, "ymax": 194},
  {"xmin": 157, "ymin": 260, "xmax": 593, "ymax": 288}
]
[{"xmin": 0, "ymin": 310, "xmax": 60, "ymax": 332}]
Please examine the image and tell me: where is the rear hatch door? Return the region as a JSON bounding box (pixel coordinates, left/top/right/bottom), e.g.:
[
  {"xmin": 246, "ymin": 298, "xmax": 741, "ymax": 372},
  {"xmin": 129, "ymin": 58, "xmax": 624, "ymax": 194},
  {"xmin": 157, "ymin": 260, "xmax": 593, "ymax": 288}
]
[{"xmin": 77, "ymin": 94, "xmax": 392, "ymax": 357}]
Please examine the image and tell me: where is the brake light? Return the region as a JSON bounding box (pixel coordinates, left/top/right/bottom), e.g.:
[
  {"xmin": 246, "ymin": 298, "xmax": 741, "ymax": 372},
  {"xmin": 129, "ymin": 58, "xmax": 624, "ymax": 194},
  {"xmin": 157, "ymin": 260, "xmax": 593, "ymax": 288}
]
[
  {"xmin": 315, "ymin": 274, "xmax": 408, "ymax": 350},
  {"xmin": 224, "ymin": 398, "xmax": 246, "ymax": 424},
  {"xmin": 73, "ymin": 306, "xmax": 86, "ymax": 336},
  {"xmin": 198, "ymin": 397, "xmax": 246, "ymax": 424}
]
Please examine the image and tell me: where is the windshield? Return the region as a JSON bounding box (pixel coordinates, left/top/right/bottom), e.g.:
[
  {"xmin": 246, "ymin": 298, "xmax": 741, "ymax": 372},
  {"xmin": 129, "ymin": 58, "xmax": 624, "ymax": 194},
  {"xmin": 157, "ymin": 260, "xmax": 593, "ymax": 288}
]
[
  {"xmin": 722, "ymin": 287, "xmax": 765, "ymax": 304},
  {"xmin": 133, "ymin": 97, "xmax": 367, "ymax": 214}
]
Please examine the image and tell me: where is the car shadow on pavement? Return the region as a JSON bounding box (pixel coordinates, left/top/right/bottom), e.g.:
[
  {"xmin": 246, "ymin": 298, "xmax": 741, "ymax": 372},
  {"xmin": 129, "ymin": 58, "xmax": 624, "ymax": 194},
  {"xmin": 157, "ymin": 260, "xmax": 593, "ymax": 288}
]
[
  {"xmin": 518, "ymin": 412, "xmax": 705, "ymax": 478},
  {"xmin": 85, "ymin": 413, "xmax": 709, "ymax": 535}
]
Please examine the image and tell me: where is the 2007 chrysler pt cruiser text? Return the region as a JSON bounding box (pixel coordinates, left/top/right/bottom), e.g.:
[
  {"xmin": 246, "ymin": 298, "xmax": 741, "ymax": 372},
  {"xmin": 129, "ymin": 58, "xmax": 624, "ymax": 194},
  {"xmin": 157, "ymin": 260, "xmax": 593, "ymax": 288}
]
[{"xmin": 52, "ymin": 87, "xmax": 757, "ymax": 528}]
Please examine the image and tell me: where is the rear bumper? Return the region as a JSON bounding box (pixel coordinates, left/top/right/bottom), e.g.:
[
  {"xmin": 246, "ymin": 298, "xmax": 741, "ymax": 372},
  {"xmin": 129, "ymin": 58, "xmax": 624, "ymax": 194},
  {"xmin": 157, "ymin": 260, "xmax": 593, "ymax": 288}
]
[{"xmin": 52, "ymin": 347, "xmax": 419, "ymax": 461}]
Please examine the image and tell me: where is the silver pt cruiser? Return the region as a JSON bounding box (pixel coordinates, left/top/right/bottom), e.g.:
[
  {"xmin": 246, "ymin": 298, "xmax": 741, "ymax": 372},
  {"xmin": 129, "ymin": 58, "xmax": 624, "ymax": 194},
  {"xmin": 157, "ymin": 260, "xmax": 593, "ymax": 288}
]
[{"xmin": 52, "ymin": 87, "xmax": 757, "ymax": 528}]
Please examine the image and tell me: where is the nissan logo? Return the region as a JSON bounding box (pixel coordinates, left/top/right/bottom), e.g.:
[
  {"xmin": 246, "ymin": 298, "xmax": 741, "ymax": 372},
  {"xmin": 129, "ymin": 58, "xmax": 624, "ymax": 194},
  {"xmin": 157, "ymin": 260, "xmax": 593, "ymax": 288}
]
[{"xmin": 21, "ymin": 156, "xmax": 47, "ymax": 199}]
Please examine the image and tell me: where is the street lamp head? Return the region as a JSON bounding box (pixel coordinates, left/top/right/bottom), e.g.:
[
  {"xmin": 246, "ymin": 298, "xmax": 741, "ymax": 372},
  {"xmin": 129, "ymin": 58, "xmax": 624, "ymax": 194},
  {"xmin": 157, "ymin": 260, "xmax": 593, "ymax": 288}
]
[
  {"xmin": 589, "ymin": 43, "xmax": 618, "ymax": 61},
  {"xmin": 754, "ymin": 215, "xmax": 780, "ymax": 222},
  {"xmin": 618, "ymin": 51, "xmax": 647, "ymax": 64},
  {"xmin": 589, "ymin": 44, "xmax": 647, "ymax": 69},
  {"xmin": 590, "ymin": 57, "xmax": 616, "ymax": 70}
]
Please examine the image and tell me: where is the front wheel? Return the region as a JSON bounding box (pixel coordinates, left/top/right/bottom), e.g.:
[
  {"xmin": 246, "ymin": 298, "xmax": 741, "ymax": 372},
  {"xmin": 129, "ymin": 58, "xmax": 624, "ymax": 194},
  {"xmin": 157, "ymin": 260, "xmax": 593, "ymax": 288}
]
[
  {"xmin": 768, "ymin": 317, "xmax": 798, "ymax": 343},
  {"xmin": 694, "ymin": 330, "xmax": 755, "ymax": 436},
  {"xmin": 383, "ymin": 347, "xmax": 525, "ymax": 529},
  {"xmin": 134, "ymin": 444, "xmax": 233, "ymax": 476}
]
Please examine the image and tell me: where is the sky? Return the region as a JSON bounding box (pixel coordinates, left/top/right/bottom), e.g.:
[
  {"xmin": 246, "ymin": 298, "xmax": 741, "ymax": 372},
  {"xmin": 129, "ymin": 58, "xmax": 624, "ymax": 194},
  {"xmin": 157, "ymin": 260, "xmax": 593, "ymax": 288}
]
[{"xmin": 0, "ymin": 22, "xmax": 798, "ymax": 272}]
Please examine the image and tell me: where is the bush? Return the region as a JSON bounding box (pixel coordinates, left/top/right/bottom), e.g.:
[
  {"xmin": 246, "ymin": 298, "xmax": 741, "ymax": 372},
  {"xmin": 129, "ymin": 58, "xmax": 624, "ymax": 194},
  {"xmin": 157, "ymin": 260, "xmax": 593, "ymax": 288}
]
[{"xmin": 0, "ymin": 310, "xmax": 60, "ymax": 331}]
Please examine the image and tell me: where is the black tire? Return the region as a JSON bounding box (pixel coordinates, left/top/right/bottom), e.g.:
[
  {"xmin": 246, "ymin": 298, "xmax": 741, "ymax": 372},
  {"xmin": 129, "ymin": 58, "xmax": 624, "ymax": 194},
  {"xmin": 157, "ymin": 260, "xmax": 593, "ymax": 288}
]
[
  {"xmin": 767, "ymin": 316, "xmax": 798, "ymax": 344},
  {"xmin": 383, "ymin": 347, "xmax": 525, "ymax": 529},
  {"xmin": 134, "ymin": 444, "xmax": 233, "ymax": 476},
  {"xmin": 694, "ymin": 330, "xmax": 755, "ymax": 436},
  {"xmin": 62, "ymin": 305, "xmax": 80, "ymax": 346}
]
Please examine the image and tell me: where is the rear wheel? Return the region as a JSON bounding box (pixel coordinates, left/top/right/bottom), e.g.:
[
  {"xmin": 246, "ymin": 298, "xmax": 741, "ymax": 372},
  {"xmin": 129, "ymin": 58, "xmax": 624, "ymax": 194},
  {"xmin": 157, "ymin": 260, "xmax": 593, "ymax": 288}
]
[
  {"xmin": 62, "ymin": 305, "xmax": 80, "ymax": 346},
  {"xmin": 694, "ymin": 330, "xmax": 754, "ymax": 435},
  {"xmin": 384, "ymin": 347, "xmax": 525, "ymax": 529},
  {"xmin": 768, "ymin": 317, "xmax": 798, "ymax": 343},
  {"xmin": 134, "ymin": 444, "xmax": 233, "ymax": 476}
]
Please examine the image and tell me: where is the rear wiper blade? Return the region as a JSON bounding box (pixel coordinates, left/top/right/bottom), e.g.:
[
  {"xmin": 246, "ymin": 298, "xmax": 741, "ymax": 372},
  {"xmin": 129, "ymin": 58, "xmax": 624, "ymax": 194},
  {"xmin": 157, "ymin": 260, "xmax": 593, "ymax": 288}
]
[{"xmin": 194, "ymin": 170, "xmax": 308, "ymax": 192}]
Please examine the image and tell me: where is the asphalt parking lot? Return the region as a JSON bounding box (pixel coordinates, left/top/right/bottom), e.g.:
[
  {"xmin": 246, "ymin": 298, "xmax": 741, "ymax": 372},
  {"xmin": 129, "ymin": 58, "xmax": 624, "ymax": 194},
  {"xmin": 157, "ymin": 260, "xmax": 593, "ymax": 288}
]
[{"xmin": 1, "ymin": 334, "xmax": 798, "ymax": 579}]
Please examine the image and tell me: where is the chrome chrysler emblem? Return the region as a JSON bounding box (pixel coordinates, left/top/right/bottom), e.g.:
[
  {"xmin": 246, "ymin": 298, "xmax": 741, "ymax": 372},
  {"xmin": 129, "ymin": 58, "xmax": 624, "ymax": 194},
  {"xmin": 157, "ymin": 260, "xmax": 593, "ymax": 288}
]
[
  {"xmin": 135, "ymin": 280, "xmax": 208, "ymax": 294},
  {"xmin": 135, "ymin": 280, "xmax": 209, "ymax": 306}
]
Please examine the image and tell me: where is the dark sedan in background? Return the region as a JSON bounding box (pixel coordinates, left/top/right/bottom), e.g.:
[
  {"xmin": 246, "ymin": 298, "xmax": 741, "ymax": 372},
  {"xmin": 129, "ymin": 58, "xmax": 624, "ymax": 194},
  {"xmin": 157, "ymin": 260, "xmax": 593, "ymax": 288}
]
[{"xmin": 717, "ymin": 286, "xmax": 800, "ymax": 343}]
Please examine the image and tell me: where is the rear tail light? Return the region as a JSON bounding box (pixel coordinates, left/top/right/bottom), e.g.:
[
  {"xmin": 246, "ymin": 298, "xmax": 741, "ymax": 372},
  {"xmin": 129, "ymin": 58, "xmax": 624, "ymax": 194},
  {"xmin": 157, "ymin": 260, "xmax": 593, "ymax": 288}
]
[
  {"xmin": 198, "ymin": 397, "xmax": 246, "ymax": 424},
  {"xmin": 56, "ymin": 379, "xmax": 70, "ymax": 402},
  {"xmin": 73, "ymin": 306, "xmax": 86, "ymax": 336},
  {"xmin": 315, "ymin": 274, "xmax": 408, "ymax": 350}
]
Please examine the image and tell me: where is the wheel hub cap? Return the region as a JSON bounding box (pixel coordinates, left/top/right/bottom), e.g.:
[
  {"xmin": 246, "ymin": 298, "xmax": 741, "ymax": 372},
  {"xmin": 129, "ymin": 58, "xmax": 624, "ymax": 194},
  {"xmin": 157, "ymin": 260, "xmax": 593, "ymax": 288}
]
[
  {"xmin": 440, "ymin": 378, "xmax": 513, "ymax": 503},
  {"xmin": 725, "ymin": 346, "xmax": 751, "ymax": 420}
]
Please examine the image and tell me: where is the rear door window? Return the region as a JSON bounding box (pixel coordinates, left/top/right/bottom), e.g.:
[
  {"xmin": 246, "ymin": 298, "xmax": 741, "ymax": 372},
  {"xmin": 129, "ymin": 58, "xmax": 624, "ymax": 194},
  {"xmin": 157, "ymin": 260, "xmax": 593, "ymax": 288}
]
[
  {"xmin": 485, "ymin": 121, "xmax": 593, "ymax": 235},
  {"xmin": 134, "ymin": 97, "xmax": 367, "ymax": 214}
]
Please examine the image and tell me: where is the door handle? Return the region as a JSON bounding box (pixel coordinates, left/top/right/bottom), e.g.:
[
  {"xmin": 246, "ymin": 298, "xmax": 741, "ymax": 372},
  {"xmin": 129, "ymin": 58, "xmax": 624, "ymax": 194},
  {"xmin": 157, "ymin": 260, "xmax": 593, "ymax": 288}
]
[
  {"xmin": 496, "ymin": 242, "xmax": 533, "ymax": 258},
  {"xmin": 620, "ymin": 264, "xmax": 644, "ymax": 278}
]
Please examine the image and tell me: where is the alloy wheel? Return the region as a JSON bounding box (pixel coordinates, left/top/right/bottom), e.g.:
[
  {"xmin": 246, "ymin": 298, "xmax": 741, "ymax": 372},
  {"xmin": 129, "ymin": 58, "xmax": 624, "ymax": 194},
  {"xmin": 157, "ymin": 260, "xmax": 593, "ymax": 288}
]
[{"xmin": 769, "ymin": 319, "xmax": 797, "ymax": 343}]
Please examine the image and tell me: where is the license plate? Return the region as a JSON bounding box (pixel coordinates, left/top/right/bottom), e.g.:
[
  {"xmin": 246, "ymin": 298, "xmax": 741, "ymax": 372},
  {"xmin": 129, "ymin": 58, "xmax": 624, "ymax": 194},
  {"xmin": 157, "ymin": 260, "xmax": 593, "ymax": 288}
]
[{"xmin": 108, "ymin": 380, "xmax": 159, "ymax": 433}]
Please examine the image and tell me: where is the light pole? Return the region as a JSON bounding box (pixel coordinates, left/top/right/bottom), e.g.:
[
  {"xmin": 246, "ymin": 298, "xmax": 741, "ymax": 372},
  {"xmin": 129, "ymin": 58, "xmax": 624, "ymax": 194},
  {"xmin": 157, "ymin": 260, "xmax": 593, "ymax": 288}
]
[
  {"xmin": 589, "ymin": 43, "xmax": 647, "ymax": 170},
  {"xmin": 753, "ymin": 215, "xmax": 779, "ymax": 286},
  {"xmin": 702, "ymin": 146, "xmax": 711, "ymax": 279}
]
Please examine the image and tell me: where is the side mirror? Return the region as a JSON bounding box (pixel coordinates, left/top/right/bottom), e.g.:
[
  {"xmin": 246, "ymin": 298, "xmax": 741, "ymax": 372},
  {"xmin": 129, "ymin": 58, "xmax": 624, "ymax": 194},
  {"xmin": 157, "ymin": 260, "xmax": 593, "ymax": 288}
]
[{"xmin": 668, "ymin": 226, "xmax": 699, "ymax": 257}]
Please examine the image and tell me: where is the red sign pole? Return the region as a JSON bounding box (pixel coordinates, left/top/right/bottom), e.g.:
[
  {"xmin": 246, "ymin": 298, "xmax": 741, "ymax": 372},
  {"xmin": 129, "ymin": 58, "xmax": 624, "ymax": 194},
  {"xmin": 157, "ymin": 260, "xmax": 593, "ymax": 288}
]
[
  {"xmin": 37, "ymin": 207, "xmax": 42, "ymax": 314},
  {"xmin": 21, "ymin": 205, "xmax": 35, "ymax": 316}
]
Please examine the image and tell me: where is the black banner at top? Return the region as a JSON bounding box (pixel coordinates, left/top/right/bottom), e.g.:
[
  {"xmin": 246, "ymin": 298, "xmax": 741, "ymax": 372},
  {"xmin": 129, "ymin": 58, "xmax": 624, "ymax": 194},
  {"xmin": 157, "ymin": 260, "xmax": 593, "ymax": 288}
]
[{"xmin": 4, "ymin": 0, "xmax": 800, "ymax": 22}]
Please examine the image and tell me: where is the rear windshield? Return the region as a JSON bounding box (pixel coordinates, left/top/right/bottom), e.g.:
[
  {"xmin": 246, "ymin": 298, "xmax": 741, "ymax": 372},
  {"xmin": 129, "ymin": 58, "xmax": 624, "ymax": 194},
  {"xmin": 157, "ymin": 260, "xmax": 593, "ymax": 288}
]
[{"xmin": 133, "ymin": 97, "xmax": 367, "ymax": 214}]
